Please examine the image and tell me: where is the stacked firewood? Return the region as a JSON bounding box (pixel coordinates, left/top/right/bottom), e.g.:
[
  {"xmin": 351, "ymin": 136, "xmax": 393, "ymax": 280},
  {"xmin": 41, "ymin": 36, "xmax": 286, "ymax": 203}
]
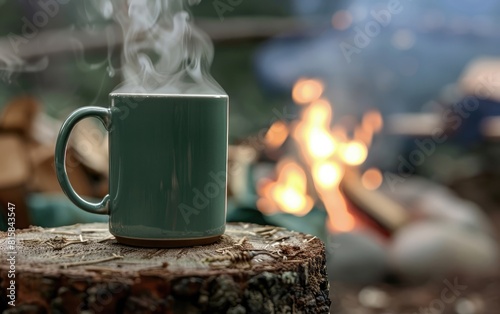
[{"xmin": 0, "ymin": 96, "xmax": 108, "ymax": 228}]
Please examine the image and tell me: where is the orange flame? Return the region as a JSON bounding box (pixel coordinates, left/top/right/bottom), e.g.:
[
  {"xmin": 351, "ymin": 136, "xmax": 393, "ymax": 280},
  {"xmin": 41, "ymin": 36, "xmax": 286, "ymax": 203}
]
[
  {"xmin": 265, "ymin": 120, "xmax": 289, "ymax": 149},
  {"xmin": 311, "ymin": 160, "xmax": 355, "ymax": 233},
  {"xmin": 292, "ymin": 79, "xmax": 324, "ymax": 105},
  {"xmin": 305, "ymin": 128, "xmax": 337, "ymax": 159},
  {"xmin": 294, "ymin": 99, "xmax": 337, "ymax": 161},
  {"xmin": 257, "ymin": 79, "xmax": 385, "ymax": 233},
  {"xmin": 312, "ymin": 161, "xmax": 344, "ymax": 190},
  {"xmin": 324, "ymin": 189, "xmax": 356, "ymax": 232},
  {"xmin": 340, "ymin": 140, "xmax": 368, "ymax": 166},
  {"xmin": 292, "ymin": 95, "xmax": 359, "ymax": 232},
  {"xmin": 257, "ymin": 160, "xmax": 313, "ymax": 216},
  {"xmin": 304, "ymin": 98, "xmax": 332, "ymax": 126}
]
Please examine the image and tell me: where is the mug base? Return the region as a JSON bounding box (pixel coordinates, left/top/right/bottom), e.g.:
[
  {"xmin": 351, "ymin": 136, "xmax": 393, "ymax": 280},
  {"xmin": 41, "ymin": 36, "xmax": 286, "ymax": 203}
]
[{"xmin": 114, "ymin": 234, "xmax": 222, "ymax": 248}]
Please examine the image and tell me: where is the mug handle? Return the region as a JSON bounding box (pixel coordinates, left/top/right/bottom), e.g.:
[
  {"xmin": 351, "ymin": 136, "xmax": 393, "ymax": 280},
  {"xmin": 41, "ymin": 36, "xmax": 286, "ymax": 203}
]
[{"xmin": 55, "ymin": 107, "xmax": 111, "ymax": 215}]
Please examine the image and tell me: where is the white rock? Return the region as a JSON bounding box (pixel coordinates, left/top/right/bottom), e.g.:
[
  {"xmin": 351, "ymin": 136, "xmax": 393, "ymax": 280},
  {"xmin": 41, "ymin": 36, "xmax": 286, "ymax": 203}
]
[
  {"xmin": 390, "ymin": 220, "xmax": 499, "ymax": 281},
  {"xmin": 358, "ymin": 286, "xmax": 390, "ymax": 309},
  {"xmin": 380, "ymin": 176, "xmax": 451, "ymax": 206},
  {"xmin": 327, "ymin": 231, "xmax": 389, "ymax": 284},
  {"xmin": 380, "ymin": 175, "xmax": 494, "ymax": 233},
  {"xmin": 416, "ymin": 191, "xmax": 493, "ymax": 234}
]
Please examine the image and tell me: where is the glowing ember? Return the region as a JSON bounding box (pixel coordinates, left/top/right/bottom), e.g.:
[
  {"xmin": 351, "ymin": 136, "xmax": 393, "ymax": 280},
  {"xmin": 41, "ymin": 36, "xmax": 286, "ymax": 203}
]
[
  {"xmin": 341, "ymin": 140, "xmax": 368, "ymax": 166},
  {"xmin": 361, "ymin": 168, "xmax": 383, "ymax": 190},
  {"xmin": 265, "ymin": 120, "xmax": 289, "ymax": 149},
  {"xmin": 292, "ymin": 79, "xmax": 324, "ymax": 105}
]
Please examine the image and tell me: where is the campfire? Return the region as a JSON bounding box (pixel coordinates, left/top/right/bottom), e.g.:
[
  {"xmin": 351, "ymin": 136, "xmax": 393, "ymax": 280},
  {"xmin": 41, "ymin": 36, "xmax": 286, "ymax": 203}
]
[
  {"xmin": 256, "ymin": 78, "xmax": 395, "ymax": 234},
  {"xmin": 239, "ymin": 76, "xmax": 498, "ymax": 289}
]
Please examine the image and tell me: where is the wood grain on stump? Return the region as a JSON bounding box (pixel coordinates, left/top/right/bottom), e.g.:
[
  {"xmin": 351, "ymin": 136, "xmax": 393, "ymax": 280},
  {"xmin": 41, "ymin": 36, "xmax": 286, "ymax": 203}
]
[{"xmin": 0, "ymin": 223, "xmax": 330, "ymax": 313}]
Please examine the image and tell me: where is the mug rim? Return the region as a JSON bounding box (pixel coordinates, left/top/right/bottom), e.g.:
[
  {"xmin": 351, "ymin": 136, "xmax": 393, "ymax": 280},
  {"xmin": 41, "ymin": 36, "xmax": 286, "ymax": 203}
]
[{"xmin": 109, "ymin": 92, "xmax": 228, "ymax": 99}]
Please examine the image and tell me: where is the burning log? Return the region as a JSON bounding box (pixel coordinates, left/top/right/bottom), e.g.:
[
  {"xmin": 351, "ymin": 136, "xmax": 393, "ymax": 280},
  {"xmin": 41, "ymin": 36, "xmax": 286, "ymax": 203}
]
[
  {"xmin": 0, "ymin": 223, "xmax": 331, "ymax": 313},
  {"xmin": 340, "ymin": 168, "xmax": 409, "ymax": 234}
]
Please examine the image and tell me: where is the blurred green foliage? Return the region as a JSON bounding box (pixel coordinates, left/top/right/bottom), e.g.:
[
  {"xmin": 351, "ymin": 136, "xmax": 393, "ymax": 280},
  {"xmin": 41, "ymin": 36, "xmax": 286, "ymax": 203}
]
[{"xmin": 0, "ymin": 0, "xmax": 291, "ymax": 140}]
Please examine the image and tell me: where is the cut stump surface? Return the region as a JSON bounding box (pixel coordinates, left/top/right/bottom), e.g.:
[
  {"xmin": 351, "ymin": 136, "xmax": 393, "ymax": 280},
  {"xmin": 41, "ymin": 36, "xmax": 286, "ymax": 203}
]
[{"xmin": 0, "ymin": 222, "xmax": 330, "ymax": 313}]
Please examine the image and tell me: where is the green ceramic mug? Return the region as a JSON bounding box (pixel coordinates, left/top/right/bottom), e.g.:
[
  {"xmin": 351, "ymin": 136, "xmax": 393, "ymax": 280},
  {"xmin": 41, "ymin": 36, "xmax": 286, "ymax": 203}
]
[{"xmin": 55, "ymin": 92, "xmax": 228, "ymax": 247}]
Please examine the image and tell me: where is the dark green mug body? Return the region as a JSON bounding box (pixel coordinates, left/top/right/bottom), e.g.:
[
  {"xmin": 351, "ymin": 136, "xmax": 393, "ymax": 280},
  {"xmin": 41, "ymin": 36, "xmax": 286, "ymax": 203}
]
[{"xmin": 55, "ymin": 93, "xmax": 228, "ymax": 247}]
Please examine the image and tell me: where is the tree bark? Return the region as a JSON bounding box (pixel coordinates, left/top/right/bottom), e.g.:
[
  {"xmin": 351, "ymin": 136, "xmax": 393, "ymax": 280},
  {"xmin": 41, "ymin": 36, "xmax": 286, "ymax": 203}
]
[{"xmin": 0, "ymin": 222, "xmax": 330, "ymax": 313}]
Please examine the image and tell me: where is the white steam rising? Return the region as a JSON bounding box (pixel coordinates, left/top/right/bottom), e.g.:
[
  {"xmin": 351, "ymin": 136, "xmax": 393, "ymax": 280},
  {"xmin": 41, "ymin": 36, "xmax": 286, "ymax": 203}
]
[
  {"xmin": 0, "ymin": 49, "xmax": 48, "ymax": 83},
  {"xmin": 96, "ymin": 0, "xmax": 224, "ymax": 95}
]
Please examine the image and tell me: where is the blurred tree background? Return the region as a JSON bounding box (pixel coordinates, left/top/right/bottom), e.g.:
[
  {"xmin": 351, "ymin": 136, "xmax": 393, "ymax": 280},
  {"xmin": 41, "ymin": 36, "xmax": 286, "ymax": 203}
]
[{"xmin": 0, "ymin": 0, "xmax": 329, "ymax": 142}]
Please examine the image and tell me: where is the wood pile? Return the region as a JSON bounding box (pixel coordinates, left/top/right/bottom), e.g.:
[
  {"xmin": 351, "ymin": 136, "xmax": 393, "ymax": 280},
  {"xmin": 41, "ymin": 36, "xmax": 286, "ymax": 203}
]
[{"xmin": 0, "ymin": 96, "xmax": 108, "ymax": 228}]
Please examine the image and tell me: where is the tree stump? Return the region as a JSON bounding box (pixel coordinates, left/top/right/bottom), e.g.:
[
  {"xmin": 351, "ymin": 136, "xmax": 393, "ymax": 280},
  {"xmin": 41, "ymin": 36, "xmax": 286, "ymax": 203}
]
[{"xmin": 0, "ymin": 223, "xmax": 330, "ymax": 313}]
